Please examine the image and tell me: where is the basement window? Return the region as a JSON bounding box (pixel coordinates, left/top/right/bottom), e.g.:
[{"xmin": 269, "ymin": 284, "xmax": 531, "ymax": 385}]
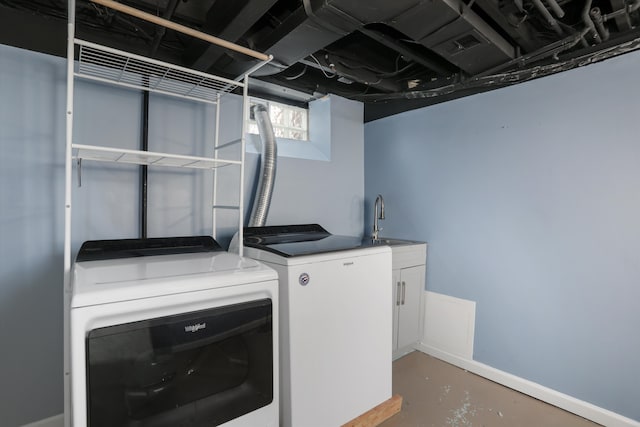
[
  {"xmin": 248, "ymin": 99, "xmax": 309, "ymax": 141},
  {"xmin": 243, "ymin": 95, "xmax": 331, "ymax": 162}
]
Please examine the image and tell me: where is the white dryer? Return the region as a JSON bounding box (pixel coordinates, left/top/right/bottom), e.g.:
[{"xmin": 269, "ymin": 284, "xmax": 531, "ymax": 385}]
[
  {"xmin": 65, "ymin": 237, "xmax": 279, "ymax": 427},
  {"xmin": 241, "ymin": 225, "xmax": 393, "ymax": 427}
]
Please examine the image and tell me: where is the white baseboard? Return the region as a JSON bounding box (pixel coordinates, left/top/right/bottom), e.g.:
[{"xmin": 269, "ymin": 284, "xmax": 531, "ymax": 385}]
[
  {"xmin": 416, "ymin": 343, "xmax": 640, "ymax": 427},
  {"xmin": 21, "ymin": 414, "xmax": 63, "ymax": 427}
]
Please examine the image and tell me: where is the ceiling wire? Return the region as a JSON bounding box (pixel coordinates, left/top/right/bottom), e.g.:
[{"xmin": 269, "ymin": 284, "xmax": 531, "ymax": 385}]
[
  {"xmin": 323, "ymin": 49, "xmax": 415, "ymax": 77},
  {"xmin": 334, "ymin": 57, "xmax": 415, "ymax": 78},
  {"xmin": 284, "ymin": 65, "xmax": 308, "ymax": 80},
  {"xmin": 309, "ymin": 54, "xmax": 336, "ymax": 78}
]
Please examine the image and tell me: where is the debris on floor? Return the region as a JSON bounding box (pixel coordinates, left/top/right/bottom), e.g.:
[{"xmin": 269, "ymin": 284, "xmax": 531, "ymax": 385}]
[
  {"xmin": 445, "ymin": 390, "xmax": 476, "ymax": 427},
  {"xmin": 379, "ymin": 351, "xmax": 601, "ymax": 427}
]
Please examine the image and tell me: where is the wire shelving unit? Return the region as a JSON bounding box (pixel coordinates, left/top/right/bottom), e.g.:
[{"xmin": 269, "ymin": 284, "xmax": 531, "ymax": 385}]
[{"xmin": 64, "ymin": 0, "xmax": 271, "ymax": 262}]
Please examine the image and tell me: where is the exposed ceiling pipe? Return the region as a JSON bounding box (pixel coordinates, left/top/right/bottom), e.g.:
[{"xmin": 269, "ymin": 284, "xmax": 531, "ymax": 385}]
[
  {"xmin": 248, "ymin": 104, "xmax": 278, "ymax": 228},
  {"xmin": 545, "ymin": 0, "xmax": 566, "ymax": 18},
  {"xmin": 582, "ymin": 0, "xmax": 602, "ymax": 45},
  {"xmin": 356, "ymin": 26, "xmax": 640, "ymax": 103},
  {"xmin": 531, "ymin": 0, "xmax": 564, "ymax": 35},
  {"xmin": 474, "ymin": 28, "xmax": 589, "ymax": 77},
  {"xmin": 603, "ymin": 0, "xmax": 640, "ymax": 26},
  {"xmin": 250, "ymin": 0, "xmax": 515, "ymax": 80},
  {"xmin": 357, "ymin": 27, "xmax": 453, "ymax": 76},
  {"xmin": 606, "ymin": 0, "xmax": 630, "ymax": 30},
  {"xmin": 590, "ymin": 7, "xmax": 610, "ymax": 42},
  {"xmin": 357, "ymin": 27, "xmax": 599, "ymax": 103}
]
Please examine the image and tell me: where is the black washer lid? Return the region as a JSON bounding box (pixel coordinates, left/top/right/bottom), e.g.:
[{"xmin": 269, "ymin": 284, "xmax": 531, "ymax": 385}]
[
  {"xmin": 243, "ymin": 224, "xmax": 330, "ymax": 245},
  {"xmin": 76, "ymin": 236, "xmax": 223, "ymax": 262},
  {"xmin": 243, "ymin": 224, "xmax": 370, "ymax": 257}
]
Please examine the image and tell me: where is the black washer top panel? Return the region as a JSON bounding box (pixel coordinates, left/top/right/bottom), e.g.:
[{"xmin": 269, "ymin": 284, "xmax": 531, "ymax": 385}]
[
  {"xmin": 243, "ymin": 224, "xmax": 365, "ymax": 257},
  {"xmin": 76, "ymin": 236, "xmax": 223, "ymax": 262}
]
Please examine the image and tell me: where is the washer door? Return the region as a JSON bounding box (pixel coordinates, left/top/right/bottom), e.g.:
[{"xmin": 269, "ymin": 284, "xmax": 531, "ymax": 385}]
[{"xmin": 86, "ymin": 299, "xmax": 273, "ymax": 427}]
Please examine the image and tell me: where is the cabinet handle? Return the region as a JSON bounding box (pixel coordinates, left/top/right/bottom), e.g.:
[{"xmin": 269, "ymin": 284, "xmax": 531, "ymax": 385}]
[
  {"xmin": 401, "ymin": 281, "xmax": 406, "ymax": 305},
  {"xmin": 396, "ymin": 282, "xmax": 401, "ymax": 306}
]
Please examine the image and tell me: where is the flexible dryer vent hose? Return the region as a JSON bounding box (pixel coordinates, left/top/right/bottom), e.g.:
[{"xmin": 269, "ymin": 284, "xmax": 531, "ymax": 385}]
[{"xmin": 248, "ymin": 104, "xmax": 277, "ymax": 227}]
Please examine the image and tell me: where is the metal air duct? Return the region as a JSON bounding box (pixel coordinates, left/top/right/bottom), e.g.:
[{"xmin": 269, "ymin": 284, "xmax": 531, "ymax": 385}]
[{"xmin": 248, "ymin": 104, "xmax": 278, "ymax": 227}]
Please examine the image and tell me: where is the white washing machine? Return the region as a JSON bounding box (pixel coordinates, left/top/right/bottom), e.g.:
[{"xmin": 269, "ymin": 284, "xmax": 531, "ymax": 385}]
[
  {"xmin": 240, "ymin": 225, "xmax": 393, "ymax": 427},
  {"xmin": 65, "ymin": 237, "xmax": 279, "ymax": 427}
]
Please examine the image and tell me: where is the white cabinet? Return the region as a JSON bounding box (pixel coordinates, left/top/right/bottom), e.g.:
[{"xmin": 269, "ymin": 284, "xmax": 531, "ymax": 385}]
[{"xmin": 391, "ymin": 243, "xmax": 427, "ymax": 360}]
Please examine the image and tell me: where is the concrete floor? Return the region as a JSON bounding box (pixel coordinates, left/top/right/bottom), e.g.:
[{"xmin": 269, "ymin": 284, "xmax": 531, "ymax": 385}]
[{"xmin": 379, "ymin": 351, "xmax": 601, "ymax": 427}]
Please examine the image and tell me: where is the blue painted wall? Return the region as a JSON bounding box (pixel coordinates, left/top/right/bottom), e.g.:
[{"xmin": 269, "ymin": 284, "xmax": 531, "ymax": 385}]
[
  {"xmin": 0, "ymin": 44, "xmax": 363, "ymax": 426},
  {"xmin": 0, "ymin": 42, "xmax": 66, "ymax": 427},
  {"xmin": 364, "ymin": 51, "xmax": 640, "ymax": 420}
]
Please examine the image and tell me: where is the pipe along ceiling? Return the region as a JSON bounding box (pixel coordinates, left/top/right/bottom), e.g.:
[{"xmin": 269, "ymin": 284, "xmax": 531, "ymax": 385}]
[{"xmin": 2, "ymin": 0, "xmax": 640, "ymax": 119}]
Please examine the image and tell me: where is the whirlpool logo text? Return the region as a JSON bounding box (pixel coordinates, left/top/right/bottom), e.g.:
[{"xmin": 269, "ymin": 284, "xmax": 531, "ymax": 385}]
[{"xmin": 184, "ymin": 322, "xmax": 206, "ymax": 333}]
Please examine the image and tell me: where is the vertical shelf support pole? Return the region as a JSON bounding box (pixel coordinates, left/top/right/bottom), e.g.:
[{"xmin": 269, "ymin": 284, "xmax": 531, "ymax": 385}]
[
  {"xmin": 238, "ymin": 75, "xmax": 249, "ymax": 257},
  {"xmin": 64, "ymin": 2, "xmax": 76, "ymax": 426},
  {"xmin": 64, "ymin": 3, "xmax": 75, "ymax": 299},
  {"xmin": 212, "ymin": 93, "xmax": 221, "ymax": 239}
]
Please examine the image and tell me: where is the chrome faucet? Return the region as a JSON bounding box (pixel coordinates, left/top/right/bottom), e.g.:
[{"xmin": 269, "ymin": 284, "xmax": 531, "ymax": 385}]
[{"xmin": 372, "ymin": 194, "xmax": 385, "ymax": 240}]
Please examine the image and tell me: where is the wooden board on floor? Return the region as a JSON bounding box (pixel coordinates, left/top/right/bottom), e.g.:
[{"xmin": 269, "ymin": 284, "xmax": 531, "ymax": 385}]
[{"xmin": 342, "ymin": 394, "xmax": 403, "ymax": 427}]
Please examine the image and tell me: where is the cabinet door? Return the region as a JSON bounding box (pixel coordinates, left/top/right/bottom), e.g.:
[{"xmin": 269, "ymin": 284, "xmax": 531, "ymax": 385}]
[
  {"xmin": 392, "ymin": 269, "xmax": 402, "ymax": 350},
  {"xmin": 397, "ymin": 265, "xmax": 424, "ymax": 350}
]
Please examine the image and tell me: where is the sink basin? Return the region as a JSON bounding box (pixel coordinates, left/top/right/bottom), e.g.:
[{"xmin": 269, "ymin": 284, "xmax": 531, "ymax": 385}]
[{"xmin": 361, "ymin": 237, "xmax": 423, "ymax": 247}]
